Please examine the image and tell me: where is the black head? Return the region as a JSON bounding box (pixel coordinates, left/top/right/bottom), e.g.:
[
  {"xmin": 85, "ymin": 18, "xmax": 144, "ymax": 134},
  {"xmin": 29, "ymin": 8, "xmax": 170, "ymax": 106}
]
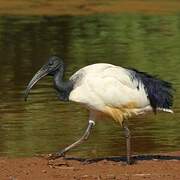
[
  {"xmin": 47, "ymin": 56, "xmax": 64, "ymax": 76},
  {"xmin": 24, "ymin": 56, "xmax": 64, "ymax": 101}
]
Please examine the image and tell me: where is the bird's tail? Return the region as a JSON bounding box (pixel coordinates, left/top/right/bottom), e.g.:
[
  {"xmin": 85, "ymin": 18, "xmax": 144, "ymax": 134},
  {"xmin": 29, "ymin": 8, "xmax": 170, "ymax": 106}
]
[{"xmin": 129, "ymin": 69, "xmax": 174, "ymax": 113}]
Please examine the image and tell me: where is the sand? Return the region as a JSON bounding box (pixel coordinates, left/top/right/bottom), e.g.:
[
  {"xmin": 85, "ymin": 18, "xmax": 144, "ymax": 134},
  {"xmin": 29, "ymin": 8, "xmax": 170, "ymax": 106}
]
[
  {"xmin": 0, "ymin": 152, "xmax": 180, "ymax": 180},
  {"xmin": 0, "ymin": 0, "xmax": 180, "ymax": 16}
]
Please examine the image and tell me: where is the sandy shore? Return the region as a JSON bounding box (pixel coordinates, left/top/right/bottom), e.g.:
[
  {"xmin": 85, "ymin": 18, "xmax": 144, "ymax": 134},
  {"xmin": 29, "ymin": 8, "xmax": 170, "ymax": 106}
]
[
  {"xmin": 0, "ymin": 0, "xmax": 180, "ymax": 16},
  {"xmin": 0, "ymin": 152, "xmax": 180, "ymax": 180}
]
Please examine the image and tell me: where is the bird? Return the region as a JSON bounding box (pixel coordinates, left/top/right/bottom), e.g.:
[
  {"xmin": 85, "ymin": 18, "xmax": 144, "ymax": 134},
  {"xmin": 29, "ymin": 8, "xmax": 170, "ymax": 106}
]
[{"xmin": 24, "ymin": 56, "xmax": 174, "ymax": 164}]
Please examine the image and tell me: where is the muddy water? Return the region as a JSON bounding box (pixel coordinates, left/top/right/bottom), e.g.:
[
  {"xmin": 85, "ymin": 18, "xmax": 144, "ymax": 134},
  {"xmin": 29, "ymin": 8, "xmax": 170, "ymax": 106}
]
[{"xmin": 0, "ymin": 14, "xmax": 180, "ymax": 157}]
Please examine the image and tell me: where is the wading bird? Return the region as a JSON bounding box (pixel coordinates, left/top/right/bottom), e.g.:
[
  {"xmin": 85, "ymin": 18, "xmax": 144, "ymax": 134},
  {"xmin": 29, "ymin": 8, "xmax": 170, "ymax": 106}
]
[{"xmin": 24, "ymin": 56, "xmax": 173, "ymax": 164}]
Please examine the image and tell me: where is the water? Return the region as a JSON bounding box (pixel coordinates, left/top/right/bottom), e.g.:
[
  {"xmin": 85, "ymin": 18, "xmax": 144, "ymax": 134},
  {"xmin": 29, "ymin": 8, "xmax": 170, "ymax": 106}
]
[{"xmin": 0, "ymin": 14, "xmax": 180, "ymax": 158}]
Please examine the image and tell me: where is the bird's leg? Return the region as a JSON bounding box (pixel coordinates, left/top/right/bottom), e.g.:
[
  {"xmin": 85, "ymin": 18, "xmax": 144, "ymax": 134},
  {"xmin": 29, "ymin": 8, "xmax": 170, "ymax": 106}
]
[
  {"xmin": 48, "ymin": 118, "xmax": 95, "ymax": 160},
  {"xmin": 122, "ymin": 121, "xmax": 131, "ymax": 164}
]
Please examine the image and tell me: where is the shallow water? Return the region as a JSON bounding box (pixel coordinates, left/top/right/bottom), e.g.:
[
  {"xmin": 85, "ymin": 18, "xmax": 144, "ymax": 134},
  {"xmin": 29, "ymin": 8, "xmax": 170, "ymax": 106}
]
[{"xmin": 0, "ymin": 14, "xmax": 180, "ymax": 157}]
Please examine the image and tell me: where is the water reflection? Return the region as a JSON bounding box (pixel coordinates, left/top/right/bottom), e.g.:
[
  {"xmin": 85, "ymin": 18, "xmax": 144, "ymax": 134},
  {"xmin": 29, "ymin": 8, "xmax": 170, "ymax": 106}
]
[{"xmin": 0, "ymin": 14, "xmax": 179, "ymax": 157}]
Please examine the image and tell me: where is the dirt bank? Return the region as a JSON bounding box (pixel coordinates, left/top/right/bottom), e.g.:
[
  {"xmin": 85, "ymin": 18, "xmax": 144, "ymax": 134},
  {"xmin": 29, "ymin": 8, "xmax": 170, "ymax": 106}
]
[
  {"xmin": 0, "ymin": 0, "xmax": 180, "ymax": 16},
  {"xmin": 1, "ymin": 152, "xmax": 180, "ymax": 180}
]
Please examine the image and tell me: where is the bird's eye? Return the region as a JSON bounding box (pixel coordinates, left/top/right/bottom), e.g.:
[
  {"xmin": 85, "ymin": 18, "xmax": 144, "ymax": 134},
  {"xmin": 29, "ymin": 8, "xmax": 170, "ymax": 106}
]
[{"xmin": 49, "ymin": 61, "xmax": 53, "ymax": 66}]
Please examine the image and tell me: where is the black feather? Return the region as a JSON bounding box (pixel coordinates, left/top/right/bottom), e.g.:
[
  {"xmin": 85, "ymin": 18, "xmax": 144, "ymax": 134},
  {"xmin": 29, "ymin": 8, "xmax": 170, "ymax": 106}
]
[{"xmin": 128, "ymin": 68, "xmax": 174, "ymax": 113}]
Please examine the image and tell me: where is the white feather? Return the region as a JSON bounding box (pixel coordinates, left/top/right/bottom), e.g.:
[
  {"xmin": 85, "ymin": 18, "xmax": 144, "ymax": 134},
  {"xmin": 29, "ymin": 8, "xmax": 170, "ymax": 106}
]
[
  {"xmin": 69, "ymin": 63, "xmax": 150, "ymax": 113},
  {"xmin": 157, "ymin": 108, "xmax": 174, "ymax": 113}
]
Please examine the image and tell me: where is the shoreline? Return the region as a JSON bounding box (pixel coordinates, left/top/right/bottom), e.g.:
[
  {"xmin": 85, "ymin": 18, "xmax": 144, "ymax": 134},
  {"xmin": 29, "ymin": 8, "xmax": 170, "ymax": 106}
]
[
  {"xmin": 0, "ymin": 1, "xmax": 180, "ymax": 16},
  {"xmin": 1, "ymin": 152, "xmax": 180, "ymax": 180}
]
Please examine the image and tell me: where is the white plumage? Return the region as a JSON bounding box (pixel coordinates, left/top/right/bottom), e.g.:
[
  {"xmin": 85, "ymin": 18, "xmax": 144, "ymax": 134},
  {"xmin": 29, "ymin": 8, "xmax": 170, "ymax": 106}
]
[{"xmin": 69, "ymin": 63, "xmax": 164, "ymax": 124}]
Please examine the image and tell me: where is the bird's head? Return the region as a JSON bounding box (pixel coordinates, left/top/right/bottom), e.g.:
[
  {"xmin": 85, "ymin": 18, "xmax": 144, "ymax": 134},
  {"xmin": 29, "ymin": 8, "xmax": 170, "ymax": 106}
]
[{"xmin": 24, "ymin": 56, "xmax": 64, "ymax": 101}]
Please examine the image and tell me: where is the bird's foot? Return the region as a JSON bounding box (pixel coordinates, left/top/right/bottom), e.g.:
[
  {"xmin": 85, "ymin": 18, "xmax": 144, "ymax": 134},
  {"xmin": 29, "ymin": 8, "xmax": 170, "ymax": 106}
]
[
  {"xmin": 47, "ymin": 151, "xmax": 65, "ymax": 160},
  {"xmin": 126, "ymin": 157, "xmax": 135, "ymax": 165}
]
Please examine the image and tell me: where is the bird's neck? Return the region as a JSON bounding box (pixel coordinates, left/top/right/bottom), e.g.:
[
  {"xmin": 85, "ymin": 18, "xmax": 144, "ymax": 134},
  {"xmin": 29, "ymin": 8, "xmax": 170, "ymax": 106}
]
[{"xmin": 53, "ymin": 67, "xmax": 73, "ymax": 101}]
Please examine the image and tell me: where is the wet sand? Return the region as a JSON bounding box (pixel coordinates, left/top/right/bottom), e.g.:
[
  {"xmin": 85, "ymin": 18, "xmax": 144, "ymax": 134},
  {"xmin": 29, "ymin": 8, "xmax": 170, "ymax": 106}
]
[
  {"xmin": 1, "ymin": 152, "xmax": 180, "ymax": 180},
  {"xmin": 0, "ymin": 0, "xmax": 180, "ymax": 16}
]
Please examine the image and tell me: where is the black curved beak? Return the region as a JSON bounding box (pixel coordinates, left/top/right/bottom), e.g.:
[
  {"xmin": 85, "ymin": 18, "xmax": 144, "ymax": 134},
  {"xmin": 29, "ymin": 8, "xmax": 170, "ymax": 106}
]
[{"xmin": 24, "ymin": 65, "xmax": 49, "ymax": 101}]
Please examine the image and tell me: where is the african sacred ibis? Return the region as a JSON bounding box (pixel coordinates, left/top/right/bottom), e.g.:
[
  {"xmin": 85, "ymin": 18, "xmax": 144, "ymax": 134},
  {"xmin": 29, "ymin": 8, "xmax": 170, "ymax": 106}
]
[{"xmin": 24, "ymin": 56, "xmax": 173, "ymax": 164}]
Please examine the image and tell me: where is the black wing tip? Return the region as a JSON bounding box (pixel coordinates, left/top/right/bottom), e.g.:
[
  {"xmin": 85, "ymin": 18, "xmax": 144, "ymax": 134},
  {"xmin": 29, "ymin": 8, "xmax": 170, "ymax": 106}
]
[{"xmin": 128, "ymin": 68, "xmax": 174, "ymax": 111}]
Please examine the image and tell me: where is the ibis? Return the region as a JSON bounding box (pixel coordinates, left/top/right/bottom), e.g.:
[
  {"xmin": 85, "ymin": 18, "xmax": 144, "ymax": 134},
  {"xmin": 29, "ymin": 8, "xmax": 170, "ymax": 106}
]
[{"xmin": 24, "ymin": 56, "xmax": 173, "ymax": 164}]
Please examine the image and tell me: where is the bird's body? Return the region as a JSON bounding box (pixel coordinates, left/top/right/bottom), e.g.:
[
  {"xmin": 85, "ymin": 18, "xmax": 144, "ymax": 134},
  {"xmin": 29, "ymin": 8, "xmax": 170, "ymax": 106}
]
[
  {"xmin": 69, "ymin": 63, "xmax": 173, "ymax": 124},
  {"xmin": 25, "ymin": 56, "xmax": 174, "ymax": 164}
]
